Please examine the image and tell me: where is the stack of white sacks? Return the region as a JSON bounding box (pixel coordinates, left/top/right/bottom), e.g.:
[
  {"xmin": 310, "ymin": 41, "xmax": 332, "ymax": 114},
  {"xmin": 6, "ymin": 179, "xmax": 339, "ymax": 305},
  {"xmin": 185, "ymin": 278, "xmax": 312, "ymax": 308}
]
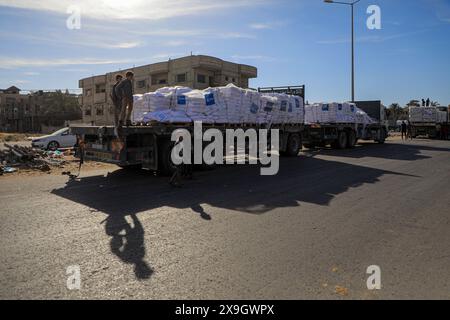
[
  {"xmin": 305, "ymin": 103, "xmax": 374, "ymax": 125},
  {"xmin": 131, "ymin": 84, "xmax": 305, "ymax": 125},
  {"xmin": 408, "ymin": 107, "xmax": 438, "ymax": 123},
  {"xmin": 437, "ymin": 110, "xmax": 448, "ymax": 124}
]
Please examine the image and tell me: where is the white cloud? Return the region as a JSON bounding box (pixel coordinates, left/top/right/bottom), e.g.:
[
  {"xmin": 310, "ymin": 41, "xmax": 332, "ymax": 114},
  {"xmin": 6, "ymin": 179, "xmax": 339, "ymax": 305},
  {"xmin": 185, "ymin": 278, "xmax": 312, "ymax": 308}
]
[
  {"xmin": 0, "ymin": 0, "xmax": 270, "ymax": 20},
  {"xmin": 106, "ymin": 41, "xmax": 142, "ymax": 49},
  {"xmin": 249, "ymin": 20, "xmax": 289, "ymax": 30},
  {"xmin": 0, "ymin": 57, "xmax": 136, "ymax": 69},
  {"xmin": 13, "ymin": 79, "xmax": 31, "ymax": 84},
  {"xmin": 23, "ymin": 71, "xmax": 39, "ymax": 76},
  {"xmin": 249, "ymin": 23, "xmax": 272, "ymax": 30}
]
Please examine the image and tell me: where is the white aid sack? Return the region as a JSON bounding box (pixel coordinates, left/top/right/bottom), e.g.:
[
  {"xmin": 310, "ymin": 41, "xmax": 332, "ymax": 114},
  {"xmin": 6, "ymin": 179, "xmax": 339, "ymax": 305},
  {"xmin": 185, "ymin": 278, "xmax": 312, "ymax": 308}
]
[
  {"xmin": 220, "ymin": 84, "xmax": 245, "ymax": 124},
  {"xmin": 241, "ymin": 89, "xmax": 261, "ymax": 124},
  {"xmin": 142, "ymin": 110, "xmax": 192, "ymax": 124},
  {"xmin": 409, "ymin": 107, "xmax": 437, "ymax": 123},
  {"xmin": 131, "ymin": 94, "xmax": 149, "ymax": 122}
]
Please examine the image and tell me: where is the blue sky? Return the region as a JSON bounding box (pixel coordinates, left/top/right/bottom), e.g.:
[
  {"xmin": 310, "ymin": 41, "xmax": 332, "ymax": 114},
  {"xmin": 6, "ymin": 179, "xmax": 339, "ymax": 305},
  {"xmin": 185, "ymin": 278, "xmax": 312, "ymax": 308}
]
[{"xmin": 0, "ymin": 0, "xmax": 449, "ymax": 106}]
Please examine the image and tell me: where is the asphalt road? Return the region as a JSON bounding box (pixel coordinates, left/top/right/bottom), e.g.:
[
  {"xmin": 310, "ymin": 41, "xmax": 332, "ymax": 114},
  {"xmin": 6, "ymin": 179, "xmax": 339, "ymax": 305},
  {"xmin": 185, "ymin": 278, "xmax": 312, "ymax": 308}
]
[{"xmin": 1, "ymin": 138, "xmax": 449, "ymax": 299}]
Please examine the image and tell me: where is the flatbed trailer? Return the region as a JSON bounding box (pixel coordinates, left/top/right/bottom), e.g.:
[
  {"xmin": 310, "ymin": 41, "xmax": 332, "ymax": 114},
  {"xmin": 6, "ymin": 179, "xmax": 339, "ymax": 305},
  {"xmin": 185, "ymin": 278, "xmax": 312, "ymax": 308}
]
[
  {"xmin": 411, "ymin": 123, "xmax": 450, "ymax": 140},
  {"xmin": 302, "ymin": 122, "xmax": 387, "ymax": 149},
  {"xmin": 410, "ymin": 123, "xmax": 439, "ymax": 139},
  {"xmin": 70, "ymin": 122, "xmax": 305, "ymax": 175},
  {"xmin": 302, "ymin": 100, "xmax": 388, "ymax": 149},
  {"xmin": 70, "ymin": 87, "xmax": 388, "ymax": 174}
]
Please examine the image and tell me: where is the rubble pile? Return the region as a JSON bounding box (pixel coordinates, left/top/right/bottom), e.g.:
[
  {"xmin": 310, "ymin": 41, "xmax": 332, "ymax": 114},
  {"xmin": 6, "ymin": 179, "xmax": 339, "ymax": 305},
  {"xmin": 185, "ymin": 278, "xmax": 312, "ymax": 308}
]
[{"xmin": 0, "ymin": 144, "xmax": 67, "ymax": 174}]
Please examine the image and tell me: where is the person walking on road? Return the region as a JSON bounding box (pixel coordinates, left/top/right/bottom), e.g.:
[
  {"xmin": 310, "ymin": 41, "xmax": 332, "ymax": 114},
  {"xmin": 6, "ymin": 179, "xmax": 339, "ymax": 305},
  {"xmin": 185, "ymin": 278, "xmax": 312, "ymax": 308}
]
[
  {"xmin": 401, "ymin": 121, "xmax": 407, "ymax": 141},
  {"xmin": 111, "ymin": 74, "xmax": 123, "ymax": 128},
  {"xmin": 115, "ymin": 71, "xmax": 135, "ymax": 127}
]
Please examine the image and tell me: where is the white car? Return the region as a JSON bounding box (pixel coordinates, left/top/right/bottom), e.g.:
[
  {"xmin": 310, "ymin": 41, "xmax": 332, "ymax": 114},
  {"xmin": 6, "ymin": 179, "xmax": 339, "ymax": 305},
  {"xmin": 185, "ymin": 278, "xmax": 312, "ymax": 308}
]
[{"xmin": 31, "ymin": 127, "xmax": 77, "ymax": 150}]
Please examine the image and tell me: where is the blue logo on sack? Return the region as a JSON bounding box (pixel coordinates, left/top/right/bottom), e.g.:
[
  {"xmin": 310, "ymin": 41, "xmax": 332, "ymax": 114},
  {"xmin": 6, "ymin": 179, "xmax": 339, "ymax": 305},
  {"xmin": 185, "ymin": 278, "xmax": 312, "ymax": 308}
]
[
  {"xmin": 322, "ymin": 104, "xmax": 329, "ymax": 111},
  {"xmin": 280, "ymin": 101, "xmax": 287, "ymax": 112},
  {"xmin": 177, "ymin": 95, "xmax": 186, "ymax": 105},
  {"xmin": 338, "ymin": 104, "xmax": 343, "ymax": 111},
  {"xmin": 288, "ymin": 103, "xmax": 293, "ymax": 113},
  {"xmin": 204, "ymin": 93, "xmax": 215, "ymax": 106},
  {"xmin": 250, "ymin": 103, "xmax": 259, "ymax": 114},
  {"xmin": 264, "ymin": 101, "xmax": 274, "ymax": 112},
  {"xmin": 295, "ymin": 99, "xmax": 300, "ymax": 109}
]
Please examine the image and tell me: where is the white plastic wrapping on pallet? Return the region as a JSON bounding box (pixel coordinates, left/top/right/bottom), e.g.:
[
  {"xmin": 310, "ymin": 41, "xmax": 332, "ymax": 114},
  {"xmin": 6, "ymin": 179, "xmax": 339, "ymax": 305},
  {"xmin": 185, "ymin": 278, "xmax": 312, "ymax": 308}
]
[
  {"xmin": 142, "ymin": 110, "xmax": 192, "ymax": 123},
  {"xmin": 305, "ymin": 103, "xmax": 367, "ymax": 124},
  {"xmin": 409, "ymin": 107, "xmax": 437, "ymax": 123},
  {"xmin": 131, "ymin": 84, "xmax": 305, "ymax": 125},
  {"xmin": 241, "ymin": 89, "xmax": 261, "ymax": 124},
  {"xmin": 437, "ymin": 111, "xmax": 448, "ymax": 124}
]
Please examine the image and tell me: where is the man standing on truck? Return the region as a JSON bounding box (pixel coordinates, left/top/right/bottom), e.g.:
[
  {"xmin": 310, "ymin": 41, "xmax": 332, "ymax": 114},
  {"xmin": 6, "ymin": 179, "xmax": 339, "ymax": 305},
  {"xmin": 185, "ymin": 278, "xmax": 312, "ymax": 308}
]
[
  {"xmin": 111, "ymin": 74, "xmax": 123, "ymax": 128},
  {"xmin": 115, "ymin": 71, "xmax": 134, "ymax": 127}
]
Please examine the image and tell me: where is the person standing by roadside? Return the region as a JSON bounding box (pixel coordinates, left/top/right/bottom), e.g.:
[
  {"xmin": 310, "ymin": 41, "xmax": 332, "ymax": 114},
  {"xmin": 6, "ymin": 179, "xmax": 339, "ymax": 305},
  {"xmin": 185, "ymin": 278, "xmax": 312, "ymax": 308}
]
[
  {"xmin": 401, "ymin": 121, "xmax": 407, "ymax": 141},
  {"xmin": 407, "ymin": 120, "xmax": 413, "ymax": 141},
  {"xmin": 111, "ymin": 74, "xmax": 123, "ymax": 128},
  {"xmin": 115, "ymin": 71, "xmax": 135, "ymax": 127}
]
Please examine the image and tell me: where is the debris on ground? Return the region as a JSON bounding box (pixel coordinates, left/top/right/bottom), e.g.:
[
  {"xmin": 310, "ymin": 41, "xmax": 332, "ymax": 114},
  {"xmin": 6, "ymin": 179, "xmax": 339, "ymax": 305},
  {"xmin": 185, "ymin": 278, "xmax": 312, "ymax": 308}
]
[{"xmin": 0, "ymin": 144, "xmax": 68, "ymax": 172}]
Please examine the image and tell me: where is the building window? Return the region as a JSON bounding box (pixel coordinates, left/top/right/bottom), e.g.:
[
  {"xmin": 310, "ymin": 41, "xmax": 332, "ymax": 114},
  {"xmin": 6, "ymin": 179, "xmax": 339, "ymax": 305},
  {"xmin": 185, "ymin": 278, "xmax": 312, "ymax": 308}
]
[
  {"xmin": 197, "ymin": 74, "xmax": 206, "ymax": 84},
  {"xmin": 225, "ymin": 76, "xmax": 229, "ymax": 81},
  {"xmin": 232, "ymin": 78, "xmax": 236, "ymax": 83},
  {"xmin": 95, "ymin": 84, "xmax": 106, "ymax": 94},
  {"xmin": 159, "ymin": 79, "xmax": 167, "ymax": 84},
  {"xmin": 85, "ymin": 89, "xmax": 92, "ymax": 97},
  {"xmin": 96, "ymin": 105, "xmax": 104, "ymax": 116},
  {"xmin": 85, "ymin": 106, "xmax": 92, "ymax": 116},
  {"xmin": 176, "ymin": 73, "xmax": 187, "ymax": 83},
  {"xmin": 137, "ymin": 80, "xmax": 146, "ymax": 89}
]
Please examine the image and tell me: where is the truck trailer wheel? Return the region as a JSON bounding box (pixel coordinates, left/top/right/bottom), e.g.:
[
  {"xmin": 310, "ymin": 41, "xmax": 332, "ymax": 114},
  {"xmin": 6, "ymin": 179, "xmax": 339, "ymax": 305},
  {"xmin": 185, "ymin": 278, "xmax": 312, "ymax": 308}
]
[
  {"xmin": 347, "ymin": 130, "xmax": 357, "ymax": 148},
  {"xmin": 377, "ymin": 129, "xmax": 387, "ymax": 144},
  {"xmin": 285, "ymin": 134, "xmax": 302, "ymax": 157},
  {"xmin": 332, "ymin": 131, "xmax": 347, "ymax": 149},
  {"xmin": 158, "ymin": 139, "xmax": 178, "ymax": 176}
]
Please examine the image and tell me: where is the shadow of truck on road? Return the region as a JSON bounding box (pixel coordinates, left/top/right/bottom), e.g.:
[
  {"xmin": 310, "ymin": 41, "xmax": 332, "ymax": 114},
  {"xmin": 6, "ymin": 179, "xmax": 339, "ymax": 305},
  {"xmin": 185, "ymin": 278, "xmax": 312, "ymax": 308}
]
[
  {"xmin": 313, "ymin": 142, "xmax": 450, "ymax": 161},
  {"xmin": 52, "ymin": 154, "xmax": 418, "ymax": 279}
]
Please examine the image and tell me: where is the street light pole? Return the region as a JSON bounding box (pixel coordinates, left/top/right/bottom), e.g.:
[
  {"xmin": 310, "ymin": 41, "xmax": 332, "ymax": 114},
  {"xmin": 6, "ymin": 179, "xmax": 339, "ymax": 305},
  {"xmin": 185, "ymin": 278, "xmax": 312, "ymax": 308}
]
[{"xmin": 324, "ymin": 0, "xmax": 361, "ymax": 102}]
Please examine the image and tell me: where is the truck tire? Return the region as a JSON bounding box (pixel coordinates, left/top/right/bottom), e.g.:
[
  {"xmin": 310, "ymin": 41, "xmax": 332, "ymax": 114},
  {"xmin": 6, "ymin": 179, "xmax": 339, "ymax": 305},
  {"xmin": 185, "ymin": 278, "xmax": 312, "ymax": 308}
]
[
  {"xmin": 158, "ymin": 139, "xmax": 178, "ymax": 176},
  {"xmin": 285, "ymin": 134, "xmax": 302, "ymax": 157},
  {"xmin": 347, "ymin": 130, "xmax": 357, "ymax": 148},
  {"xmin": 377, "ymin": 129, "xmax": 386, "ymax": 144},
  {"xmin": 332, "ymin": 131, "xmax": 347, "ymax": 149}
]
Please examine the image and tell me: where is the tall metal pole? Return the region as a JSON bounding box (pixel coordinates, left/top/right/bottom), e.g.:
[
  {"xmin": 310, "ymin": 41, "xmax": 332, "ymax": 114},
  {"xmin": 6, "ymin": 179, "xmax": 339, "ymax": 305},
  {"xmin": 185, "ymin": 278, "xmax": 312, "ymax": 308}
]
[{"xmin": 351, "ymin": 3, "xmax": 355, "ymax": 102}]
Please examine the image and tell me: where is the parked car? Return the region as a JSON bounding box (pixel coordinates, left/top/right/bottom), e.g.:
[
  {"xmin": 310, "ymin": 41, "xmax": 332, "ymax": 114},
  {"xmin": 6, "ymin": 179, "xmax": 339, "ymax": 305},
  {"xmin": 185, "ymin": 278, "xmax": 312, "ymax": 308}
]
[{"xmin": 31, "ymin": 127, "xmax": 77, "ymax": 150}]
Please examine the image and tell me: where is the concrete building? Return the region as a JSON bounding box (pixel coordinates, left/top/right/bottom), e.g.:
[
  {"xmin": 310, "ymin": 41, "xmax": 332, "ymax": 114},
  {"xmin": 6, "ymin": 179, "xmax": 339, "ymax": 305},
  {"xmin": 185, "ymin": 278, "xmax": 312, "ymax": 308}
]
[
  {"xmin": 79, "ymin": 55, "xmax": 257, "ymax": 125},
  {"xmin": 0, "ymin": 86, "xmax": 36, "ymax": 132},
  {"xmin": 0, "ymin": 87, "xmax": 81, "ymax": 133}
]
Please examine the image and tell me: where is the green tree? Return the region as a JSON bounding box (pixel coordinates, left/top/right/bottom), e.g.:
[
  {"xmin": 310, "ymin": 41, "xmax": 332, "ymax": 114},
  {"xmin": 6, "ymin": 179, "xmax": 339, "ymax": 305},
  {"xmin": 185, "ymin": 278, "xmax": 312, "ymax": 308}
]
[{"xmin": 41, "ymin": 90, "xmax": 82, "ymax": 126}]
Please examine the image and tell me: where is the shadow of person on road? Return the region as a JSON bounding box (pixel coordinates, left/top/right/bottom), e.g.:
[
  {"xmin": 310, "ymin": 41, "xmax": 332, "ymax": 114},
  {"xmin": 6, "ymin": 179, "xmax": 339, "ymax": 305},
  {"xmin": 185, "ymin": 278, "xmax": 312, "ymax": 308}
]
[
  {"xmin": 191, "ymin": 204, "xmax": 212, "ymax": 221},
  {"xmin": 105, "ymin": 213, "xmax": 153, "ymax": 280}
]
